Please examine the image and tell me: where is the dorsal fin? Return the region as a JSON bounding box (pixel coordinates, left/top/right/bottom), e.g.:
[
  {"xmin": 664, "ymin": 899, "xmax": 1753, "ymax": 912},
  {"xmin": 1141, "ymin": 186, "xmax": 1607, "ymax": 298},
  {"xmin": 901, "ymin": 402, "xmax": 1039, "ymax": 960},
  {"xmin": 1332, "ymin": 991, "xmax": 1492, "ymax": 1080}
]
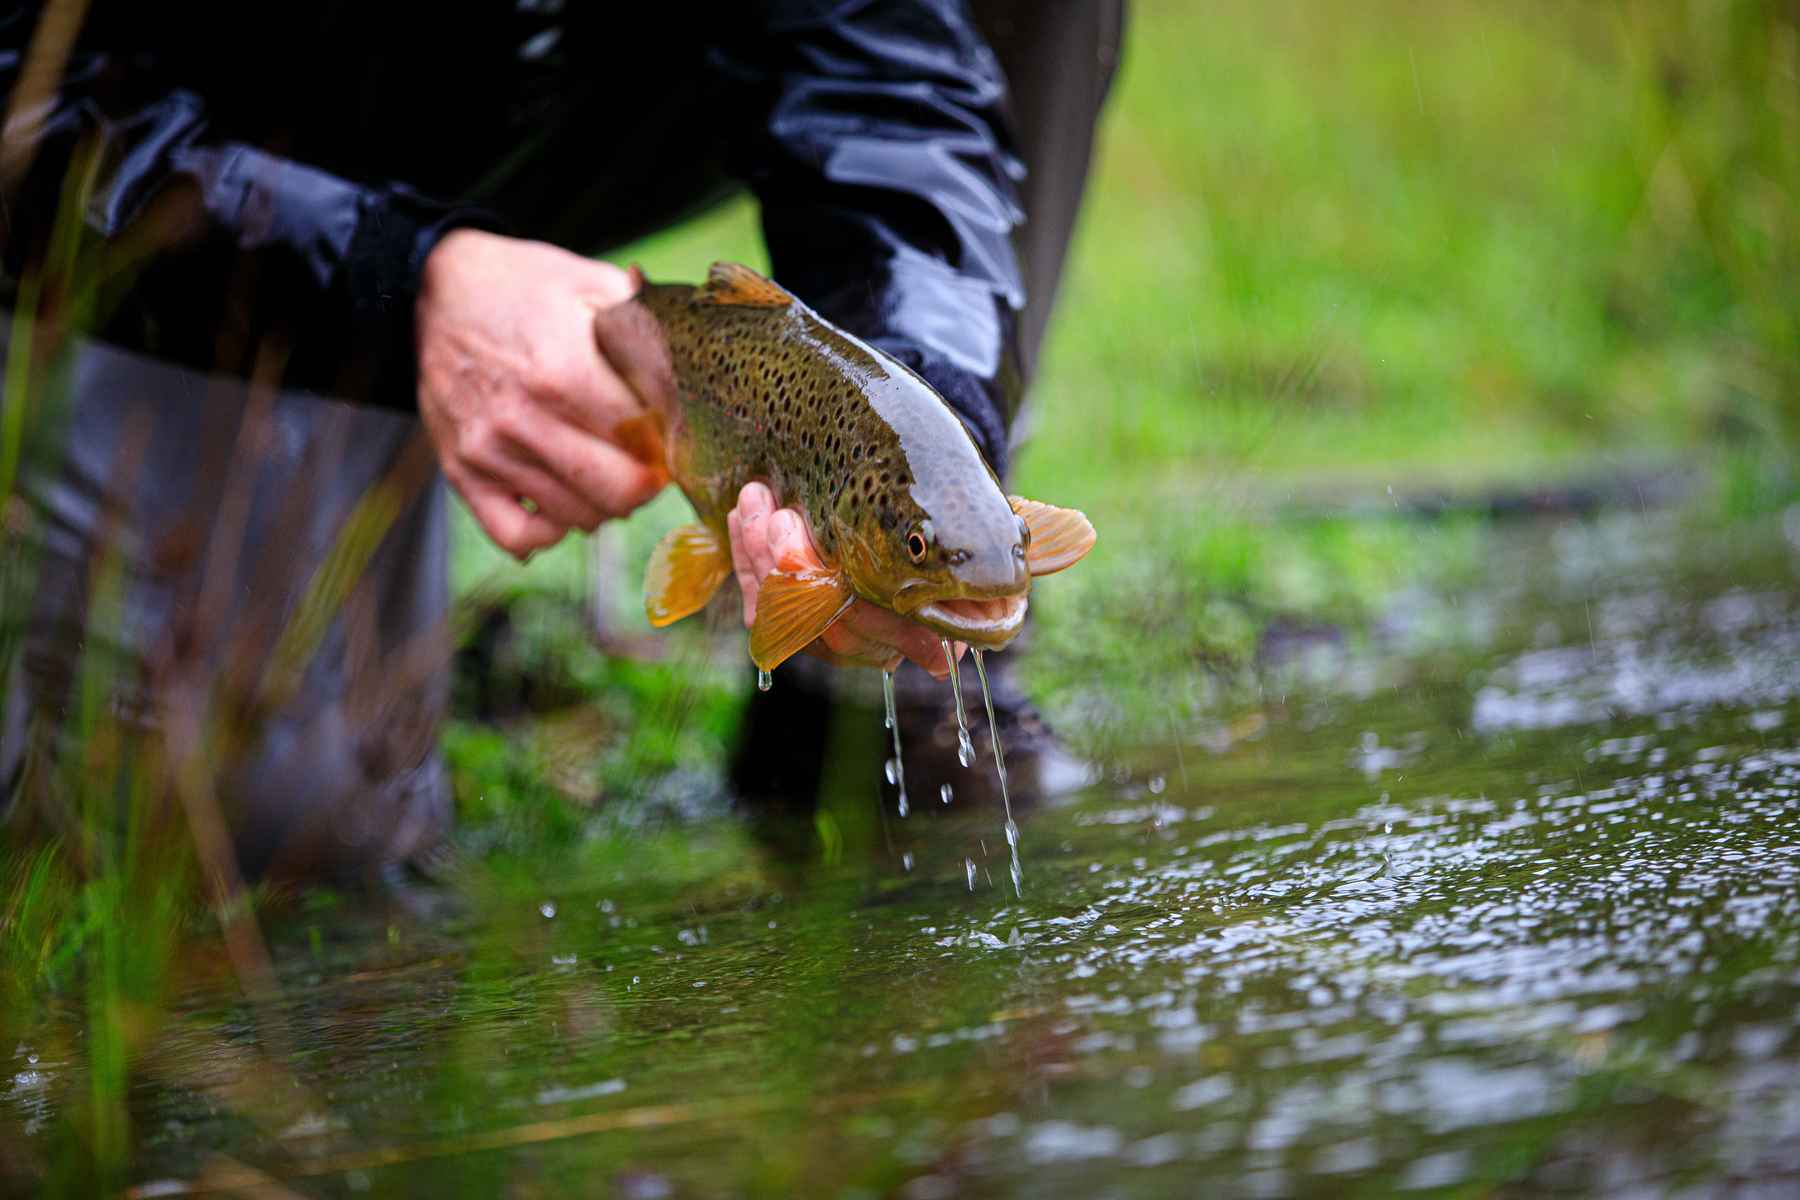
[{"xmin": 697, "ymin": 262, "xmax": 794, "ymax": 308}]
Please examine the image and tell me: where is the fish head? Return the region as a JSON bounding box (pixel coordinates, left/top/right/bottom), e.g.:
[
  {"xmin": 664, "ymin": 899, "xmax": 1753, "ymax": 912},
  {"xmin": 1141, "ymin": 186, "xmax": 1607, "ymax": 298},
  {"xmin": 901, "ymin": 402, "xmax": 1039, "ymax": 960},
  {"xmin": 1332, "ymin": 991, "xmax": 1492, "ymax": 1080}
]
[{"xmin": 831, "ymin": 467, "xmax": 1032, "ymax": 650}]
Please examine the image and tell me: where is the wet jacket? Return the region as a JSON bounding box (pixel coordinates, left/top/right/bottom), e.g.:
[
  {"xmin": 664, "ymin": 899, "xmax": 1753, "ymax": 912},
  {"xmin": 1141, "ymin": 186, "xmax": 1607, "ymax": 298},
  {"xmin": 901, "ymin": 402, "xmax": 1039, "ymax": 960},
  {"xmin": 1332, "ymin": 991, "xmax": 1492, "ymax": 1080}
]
[{"xmin": 0, "ymin": 1, "xmax": 1027, "ymax": 475}]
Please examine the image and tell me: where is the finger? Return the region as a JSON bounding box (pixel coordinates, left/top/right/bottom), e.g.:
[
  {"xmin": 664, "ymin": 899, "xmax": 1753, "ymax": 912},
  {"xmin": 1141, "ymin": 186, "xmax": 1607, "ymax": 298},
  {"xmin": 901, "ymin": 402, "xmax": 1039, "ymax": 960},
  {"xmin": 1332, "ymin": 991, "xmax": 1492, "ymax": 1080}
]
[
  {"xmin": 816, "ymin": 617, "xmax": 905, "ymax": 671},
  {"xmin": 572, "ymin": 257, "xmax": 641, "ymax": 307},
  {"xmin": 739, "ymin": 492, "xmax": 777, "ymax": 584},
  {"xmin": 727, "ymin": 508, "xmax": 759, "ymax": 627},
  {"xmin": 766, "ymin": 509, "xmax": 822, "ymax": 574},
  {"xmin": 487, "ymin": 459, "xmax": 606, "ymax": 532},
  {"xmin": 804, "ymin": 637, "xmax": 901, "ymax": 673},
  {"xmin": 495, "ymin": 415, "xmax": 665, "ymax": 519},
  {"xmin": 455, "ymin": 468, "xmax": 568, "ymax": 560},
  {"xmin": 835, "ymin": 602, "xmax": 954, "ymax": 678},
  {"xmin": 543, "ymin": 313, "xmax": 654, "ymax": 442}
]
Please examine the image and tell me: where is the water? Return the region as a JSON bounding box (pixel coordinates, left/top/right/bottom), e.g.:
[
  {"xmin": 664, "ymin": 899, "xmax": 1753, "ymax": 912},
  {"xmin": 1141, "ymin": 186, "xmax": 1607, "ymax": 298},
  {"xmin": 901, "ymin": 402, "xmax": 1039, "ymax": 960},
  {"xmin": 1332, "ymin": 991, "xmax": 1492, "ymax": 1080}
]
[
  {"xmin": 7, "ymin": 515, "xmax": 1800, "ymax": 1196},
  {"xmin": 756, "ymin": 668, "xmax": 772, "ymax": 692},
  {"xmin": 944, "ymin": 636, "xmax": 978, "ymax": 768},
  {"xmin": 974, "ymin": 649, "xmax": 1023, "ymax": 898},
  {"xmin": 883, "ymin": 668, "xmax": 908, "ymax": 817}
]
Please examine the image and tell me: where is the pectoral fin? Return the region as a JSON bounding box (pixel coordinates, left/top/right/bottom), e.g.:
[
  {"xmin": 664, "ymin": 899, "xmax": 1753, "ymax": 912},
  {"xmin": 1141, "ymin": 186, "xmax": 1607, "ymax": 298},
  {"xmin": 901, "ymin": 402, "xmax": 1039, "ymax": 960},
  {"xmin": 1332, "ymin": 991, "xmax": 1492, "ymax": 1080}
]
[
  {"xmin": 697, "ymin": 262, "xmax": 794, "ymax": 308},
  {"xmin": 749, "ymin": 570, "xmax": 854, "ymax": 671},
  {"xmin": 644, "ymin": 523, "xmax": 732, "ymax": 627},
  {"xmin": 1009, "ymin": 497, "xmax": 1097, "ymax": 576}
]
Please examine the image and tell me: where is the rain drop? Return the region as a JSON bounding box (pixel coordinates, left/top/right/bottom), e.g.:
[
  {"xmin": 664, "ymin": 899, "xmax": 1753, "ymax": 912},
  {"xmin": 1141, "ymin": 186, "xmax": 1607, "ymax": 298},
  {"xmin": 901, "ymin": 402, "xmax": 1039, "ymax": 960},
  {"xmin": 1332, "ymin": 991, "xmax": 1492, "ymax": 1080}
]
[{"xmin": 940, "ymin": 783, "xmax": 954, "ymax": 805}]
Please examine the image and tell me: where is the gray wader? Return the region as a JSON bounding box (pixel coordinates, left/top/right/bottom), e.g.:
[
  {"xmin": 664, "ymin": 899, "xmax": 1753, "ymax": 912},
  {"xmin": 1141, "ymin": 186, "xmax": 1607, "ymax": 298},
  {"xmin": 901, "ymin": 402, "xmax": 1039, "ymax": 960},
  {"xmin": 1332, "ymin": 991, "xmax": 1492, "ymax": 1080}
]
[{"xmin": 1, "ymin": 338, "xmax": 452, "ymax": 883}]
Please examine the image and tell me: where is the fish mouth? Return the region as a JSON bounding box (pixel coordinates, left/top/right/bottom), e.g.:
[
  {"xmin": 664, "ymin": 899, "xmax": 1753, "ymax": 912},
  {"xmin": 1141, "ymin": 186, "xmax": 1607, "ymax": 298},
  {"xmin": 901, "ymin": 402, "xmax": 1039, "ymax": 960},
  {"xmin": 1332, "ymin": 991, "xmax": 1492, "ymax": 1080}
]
[{"xmin": 914, "ymin": 594, "xmax": 1029, "ymax": 648}]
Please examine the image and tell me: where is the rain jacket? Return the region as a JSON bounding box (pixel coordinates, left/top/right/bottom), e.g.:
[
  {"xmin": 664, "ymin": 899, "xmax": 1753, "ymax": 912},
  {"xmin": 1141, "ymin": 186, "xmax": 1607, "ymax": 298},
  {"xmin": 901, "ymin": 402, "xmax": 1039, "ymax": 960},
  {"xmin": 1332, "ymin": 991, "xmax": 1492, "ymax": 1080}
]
[{"xmin": 0, "ymin": 1, "xmax": 1027, "ymax": 474}]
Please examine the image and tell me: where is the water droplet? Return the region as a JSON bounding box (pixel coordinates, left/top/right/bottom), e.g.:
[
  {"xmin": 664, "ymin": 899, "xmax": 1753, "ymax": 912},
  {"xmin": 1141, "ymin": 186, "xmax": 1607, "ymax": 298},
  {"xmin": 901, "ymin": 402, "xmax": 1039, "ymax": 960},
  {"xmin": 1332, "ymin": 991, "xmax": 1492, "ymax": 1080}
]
[
  {"xmin": 539, "ymin": 902, "xmax": 557, "ymax": 920},
  {"xmin": 902, "ymin": 852, "xmax": 914, "ymax": 871},
  {"xmin": 943, "ymin": 637, "xmax": 975, "ymax": 768},
  {"xmin": 882, "ymin": 669, "xmax": 908, "ymax": 816},
  {"xmin": 973, "ymin": 650, "xmax": 1022, "ymax": 897},
  {"xmin": 965, "ymin": 858, "xmax": 977, "ymax": 891},
  {"xmin": 1148, "ymin": 775, "xmax": 1166, "ymax": 794},
  {"xmin": 1384, "ymin": 822, "xmax": 1393, "ymax": 834},
  {"xmin": 940, "ymin": 783, "xmax": 954, "ymax": 805},
  {"xmin": 756, "ymin": 669, "xmax": 772, "ymax": 692}
]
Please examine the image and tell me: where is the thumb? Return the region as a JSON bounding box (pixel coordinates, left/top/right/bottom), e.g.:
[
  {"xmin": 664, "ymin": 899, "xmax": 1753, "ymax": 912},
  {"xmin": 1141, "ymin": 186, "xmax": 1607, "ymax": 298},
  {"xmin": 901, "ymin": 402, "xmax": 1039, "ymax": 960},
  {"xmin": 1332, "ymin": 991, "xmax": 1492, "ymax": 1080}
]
[{"xmin": 574, "ymin": 257, "xmax": 641, "ymax": 307}]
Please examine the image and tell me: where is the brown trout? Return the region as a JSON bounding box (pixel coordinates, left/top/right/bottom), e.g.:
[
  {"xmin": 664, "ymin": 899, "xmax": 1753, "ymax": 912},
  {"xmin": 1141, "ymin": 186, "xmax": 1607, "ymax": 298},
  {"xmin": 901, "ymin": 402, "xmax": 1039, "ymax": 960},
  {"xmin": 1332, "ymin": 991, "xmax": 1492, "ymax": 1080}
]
[{"xmin": 592, "ymin": 262, "xmax": 1094, "ymax": 672}]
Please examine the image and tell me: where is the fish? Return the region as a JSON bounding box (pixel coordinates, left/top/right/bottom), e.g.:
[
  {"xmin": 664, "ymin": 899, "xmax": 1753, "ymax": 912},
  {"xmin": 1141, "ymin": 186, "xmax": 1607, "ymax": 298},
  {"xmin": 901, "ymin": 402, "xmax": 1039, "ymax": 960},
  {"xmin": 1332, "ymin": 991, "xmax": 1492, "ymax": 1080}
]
[{"xmin": 591, "ymin": 261, "xmax": 1095, "ymax": 673}]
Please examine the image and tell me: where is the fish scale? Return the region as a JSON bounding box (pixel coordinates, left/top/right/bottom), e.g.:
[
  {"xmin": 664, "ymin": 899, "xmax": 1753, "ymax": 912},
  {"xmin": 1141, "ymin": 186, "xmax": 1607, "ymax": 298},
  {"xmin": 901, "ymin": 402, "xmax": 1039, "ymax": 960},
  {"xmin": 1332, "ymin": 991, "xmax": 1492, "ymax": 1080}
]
[
  {"xmin": 591, "ymin": 260, "xmax": 1096, "ymax": 673},
  {"xmin": 648, "ymin": 290, "xmax": 925, "ymax": 559}
]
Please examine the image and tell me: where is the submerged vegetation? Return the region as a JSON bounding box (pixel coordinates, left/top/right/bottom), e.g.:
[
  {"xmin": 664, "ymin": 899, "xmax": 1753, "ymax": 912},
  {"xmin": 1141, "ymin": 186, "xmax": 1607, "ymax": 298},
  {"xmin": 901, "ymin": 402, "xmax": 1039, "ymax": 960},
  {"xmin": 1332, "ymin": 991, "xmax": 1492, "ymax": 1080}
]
[{"xmin": 3, "ymin": 0, "xmax": 1800, "ymax": 1191}]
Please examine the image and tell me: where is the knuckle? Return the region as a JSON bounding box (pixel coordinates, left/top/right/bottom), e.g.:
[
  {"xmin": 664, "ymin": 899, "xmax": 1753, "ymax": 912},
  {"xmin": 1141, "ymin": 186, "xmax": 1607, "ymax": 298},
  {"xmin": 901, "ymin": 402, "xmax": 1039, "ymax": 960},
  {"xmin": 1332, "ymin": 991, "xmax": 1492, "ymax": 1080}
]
[
  {"xmin": 526, "ymin": 349, "xmax": 582, "ymax": 402},
  {"xmin": 488, "ymin": 407, "xmax": 521, "ymax": 444},
  {"xmin": 457, "ymin": 420, "xmax": 496, "ymax": 464}
]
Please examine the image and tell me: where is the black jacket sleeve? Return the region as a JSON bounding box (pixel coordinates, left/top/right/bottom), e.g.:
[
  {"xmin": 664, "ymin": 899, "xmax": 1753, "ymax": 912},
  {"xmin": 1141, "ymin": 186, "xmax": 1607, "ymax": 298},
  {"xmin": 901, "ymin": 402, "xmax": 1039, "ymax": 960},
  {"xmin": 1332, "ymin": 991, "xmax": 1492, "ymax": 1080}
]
[
  {"xmin": 0, "ymin": 4, "xmax": 501, "ymax": 406},
  {"xmin": 724, "ymin": 0, "xmax": 1028, "ymax": 479}
]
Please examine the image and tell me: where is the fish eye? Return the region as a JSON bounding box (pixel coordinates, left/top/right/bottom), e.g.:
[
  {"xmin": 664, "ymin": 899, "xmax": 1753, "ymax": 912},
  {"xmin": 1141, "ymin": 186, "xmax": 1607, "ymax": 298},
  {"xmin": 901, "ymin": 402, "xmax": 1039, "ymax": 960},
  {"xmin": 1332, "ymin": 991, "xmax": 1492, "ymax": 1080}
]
[{"xmin": 907, "ymin": 521, "xmax": 933, "ymax": 564}]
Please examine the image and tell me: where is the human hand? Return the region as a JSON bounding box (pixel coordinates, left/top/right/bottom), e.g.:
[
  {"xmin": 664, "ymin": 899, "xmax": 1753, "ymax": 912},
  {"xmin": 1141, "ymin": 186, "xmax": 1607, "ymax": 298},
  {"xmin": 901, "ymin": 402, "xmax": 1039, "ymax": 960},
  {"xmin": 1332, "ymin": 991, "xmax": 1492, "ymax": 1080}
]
[
  {"xmin": 726, "ymin": 483, "xmax": 966, "ymax": 678},
  {"xmin": 415, "ymin": 230, "xmax": 667, "ymax": 560}
]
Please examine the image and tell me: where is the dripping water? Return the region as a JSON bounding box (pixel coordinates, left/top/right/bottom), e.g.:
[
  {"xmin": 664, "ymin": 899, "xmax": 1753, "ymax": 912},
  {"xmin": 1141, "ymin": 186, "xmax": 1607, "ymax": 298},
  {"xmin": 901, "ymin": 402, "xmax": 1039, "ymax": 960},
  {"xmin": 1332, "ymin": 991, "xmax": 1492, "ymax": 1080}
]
[
  {"xmin": 942, "ymin": 637, "xmax": 976, "ymax": 768},
  {"xmin": 972, "ymin": 650, "xmax": 1021, "ymax": 897},
  {"xmin": 756, "ymin": 668, "xmax": 772, "ymax": 692},
  {"xmin": 882, "ymin": 668, "xmax": 908, "ymax": 817}
]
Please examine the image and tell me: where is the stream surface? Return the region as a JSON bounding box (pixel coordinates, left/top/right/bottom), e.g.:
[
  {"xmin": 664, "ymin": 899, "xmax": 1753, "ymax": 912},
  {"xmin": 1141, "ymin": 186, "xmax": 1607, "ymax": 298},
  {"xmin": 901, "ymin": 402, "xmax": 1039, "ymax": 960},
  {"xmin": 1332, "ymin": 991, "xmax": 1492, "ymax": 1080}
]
[{"xmin": 8, "ymin": 510, "xmax": 1800, "ymax": 1197}]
